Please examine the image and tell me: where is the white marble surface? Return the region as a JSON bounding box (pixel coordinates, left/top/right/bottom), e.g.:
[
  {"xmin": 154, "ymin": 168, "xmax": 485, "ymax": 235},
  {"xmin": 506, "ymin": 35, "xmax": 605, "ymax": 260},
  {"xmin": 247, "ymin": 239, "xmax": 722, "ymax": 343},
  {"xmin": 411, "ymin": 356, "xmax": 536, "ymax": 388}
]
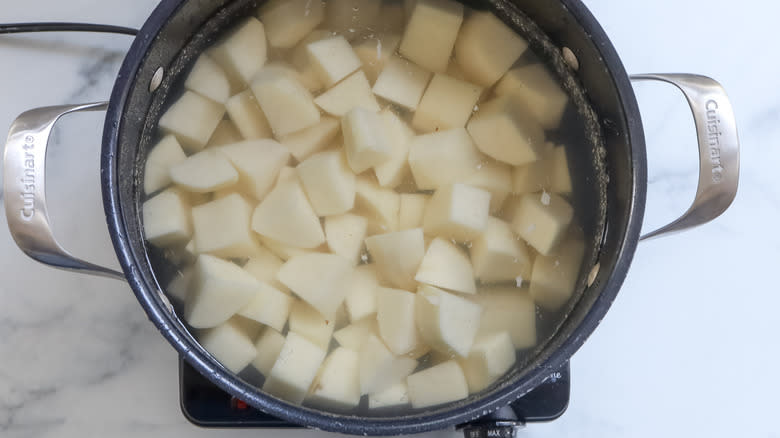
[{"xmin": 0, "ymin": 0, "xmax": 776, "ymax": 437}]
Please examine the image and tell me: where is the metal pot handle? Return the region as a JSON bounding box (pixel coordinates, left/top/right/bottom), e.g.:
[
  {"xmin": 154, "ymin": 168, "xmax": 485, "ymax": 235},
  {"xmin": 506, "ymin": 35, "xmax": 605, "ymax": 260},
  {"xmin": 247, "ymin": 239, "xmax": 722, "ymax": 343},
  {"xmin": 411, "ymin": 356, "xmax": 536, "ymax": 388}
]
[
  {"xmin": 3, "ymin": 102, "xmax": 124, "ymax": 279},
  {"xmin": 630, "ymin": 74, "xmax": 740, "ymax": 240}
]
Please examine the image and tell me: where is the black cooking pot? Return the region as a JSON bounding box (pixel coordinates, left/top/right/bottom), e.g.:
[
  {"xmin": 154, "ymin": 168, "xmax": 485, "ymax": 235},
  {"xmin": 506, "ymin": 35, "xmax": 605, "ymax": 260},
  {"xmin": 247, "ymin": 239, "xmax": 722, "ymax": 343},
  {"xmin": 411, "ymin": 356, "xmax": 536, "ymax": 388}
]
[{"xmin": 3, "ymin": 0, "xmax": 739, "ymax": 435}]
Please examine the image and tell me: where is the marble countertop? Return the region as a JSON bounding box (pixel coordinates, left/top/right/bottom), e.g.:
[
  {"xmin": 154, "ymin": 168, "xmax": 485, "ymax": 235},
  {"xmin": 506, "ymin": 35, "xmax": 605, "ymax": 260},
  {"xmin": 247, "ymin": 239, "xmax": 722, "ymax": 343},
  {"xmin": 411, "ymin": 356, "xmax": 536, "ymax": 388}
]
[{"xmin": 0, "ymin": 0, "xmax": 775, "ymax": 437}]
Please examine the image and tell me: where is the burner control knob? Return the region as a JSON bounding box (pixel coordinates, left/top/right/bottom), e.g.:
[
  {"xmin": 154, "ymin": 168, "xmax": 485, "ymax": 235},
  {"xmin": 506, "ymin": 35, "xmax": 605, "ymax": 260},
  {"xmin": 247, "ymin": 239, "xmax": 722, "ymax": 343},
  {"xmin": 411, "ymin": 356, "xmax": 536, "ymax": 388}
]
[{"xmin": 460, "ymin": 420, "xmax": 525, "ymax": 438}]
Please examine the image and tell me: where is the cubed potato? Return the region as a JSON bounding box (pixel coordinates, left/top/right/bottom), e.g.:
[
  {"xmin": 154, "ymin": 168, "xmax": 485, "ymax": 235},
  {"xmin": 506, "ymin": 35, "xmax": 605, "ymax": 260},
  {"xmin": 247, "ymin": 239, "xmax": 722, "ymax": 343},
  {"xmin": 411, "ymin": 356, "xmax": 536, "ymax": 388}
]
[
  {"xmin": 510, "ymin": 142, "xmax": 554, "ymax": 194},
  {"xmin": 191, "ymin": 193, "xmax": 259, "ymax": 258},
  {"xmin": 251, "ymin": 327, "xmax": 286, "ymax": 375},
  {"xmin": 278, "ymin": 253, "xmax": 352, "ymax": 318},
  {"xmin": 307, "ymin": 36, "xmax": 362, "ymax": 87},
  {"xmin": 169, "ymin": 149, "xmax": 238, "ymax": 192},
  {"xmin": 242, "ymin": 247, "xmax": 290, "ymax": 293},
  {"xmin": 314, "ymin": 70, "xmax": 380, "ymax": 116},
  {"xmin": 454, "ymin": 11, "xmax": 528, "ymax": 86},
  {"xmin": 368, "ymin": 382, "xmax": 409, "ymax": 409},
  {"xmin": 530, "ymin": 236, "xmax": 585, "ymax": 311},
  {"xmin": 415, "ymin": 237, "xmax": 476, "ymax": 294},
  {"xmin": 459, "ymin": 331, "xmax": 516, "ymax": 393},
  {"xmin": 342, "ymin": 108, "xmax": 392, "ymax": 173},
  {"xmin": 237, "ymin": 281, "xmax": 293, "ymax": 332},
  {"xmin": 207, "ymin": 119, "xmax": 244, "ymax": 147},
  {"xmin": 325, "ymin": 0, "xmax": 381, "ymax": 39},
  {"xmin": 334, "ymin": 317, "xmax": 379, "ymax": 350},
  {"xmin": 297, "ymin": 149, "xmax": 356, "ymax": 215},
  {"xmin": 399, "ymin": 194, "xmax": 429, "ymax": 230},
  {"xmin": 324, "ymin": 214, "xmax": 368, "ymax": 265},
  {"xmin": 199, "ymin": 317, "xmax": 258, "ymax": 373},
  {"xmin": 374, "ymin": 110, "xmax": 415, "ymax": 188},
  {"xmin": 143, "ymin": 189, "xmax": 192, "ymax": 247},
  {"xmin": 166, "ymin": 267, "xmax": 193, "ymax": 303},
  {"xmin": 158, "ymin": 91, "xmax": 225, "ymax": 152},
  {"xmin": 251, "ymin": 176, "xmax": 325, "ymax": 248},
  {"xmin": 354, "ymin": 177, "xmax": 400, "ymax": 234},
  {"xmin": 353, "ymin": 34, "xmax": 401, "ymax": 84},
  {"xmin": 184, "ymin": 53, "xmax": 234, "ymax": 104},
  {"xmin": 399, "ymin": 0, "xmax": 464, "ymax": 73},
  {"xmin": 365, "ymin": 229, "xmax": 425, "ymax": 290},
  {"xmin": 344, "ymin": 265, "xmax": 380, "ymax": 321},
  {"xmin": 259, "ymin": 235, "xmax": 327, "ymax": 261},
  {"xmin": 467, "ymin": 96, "xmax": 545, "ymax": 166},
  {"xmin": 372, "ymin": 56, "xmax": 431, "ymax": 110},
  {"xmin": 280, "ymin": 116, "xmax": 341, "ymax": 161},
  {"xmin": 407, "ymin": 360, "xmax": 468, "ymax": 408},
  {"xmin": 375, "ymin": 287, "xmax": 420, "ymax": 355},
  {"xmin": 462, "ymin": 161, "xmax": 512, "ymax": 213},
  {"xmin": 289, "ymin": 300, "xmax": 336, "ymax": 349},
  {"xmin": 471, "ymin": 286, "xmax": 536, "ymax": 349},
  {"xmin": 423, "ymin": 183, "xmax": 491, "ymax": 242},
  {"xmin": 412, "ymin": 74, "xmax": 482, "ymax": 133},
  {"xmin": 415, "ymin": 284, "xmax": 482, "ymax": 357},
  {"xmin": 471, "ymin": 217, "xmax": 532, "ymax": 283},
  {"xmin": 251, "ymin": 68, "xmax": 320, "ymax": 136},
  {"xmin": 144, "ymin": 135, "xmax": 187, "ymax": 195},
  {"xmin": 308, "ymin": 347, "xmax": 361, "ymax": 409},
  {"xmin": 407, "ymin": 128, "xmax": 484, "ymax": 190},
  {"xmin": 359, "ymin": 334, "xmax": 418, "ymax": 394},
  {"xmin": 184, "ymin": 255, "xmax": 259, "ymax": 328},
  {"xmin": 224, "ymin": 90, "xmax": 272, "ymax": 140},
  {"xmin": 495, "ymin": 63, "xmax": 569, "ymax": 129},
  {"xmin": 549, "ymin": 146, "xmax": 572, "ymax": 194},
  {"xmin": 258, "ymin": 0, "xmax": 324, "ymax": 49},
  {"xmin": 511, "ymin": 193, "xmax": 573, "ymax": 255},
  {"xmin": 290, "ymin": 30, "xmax": 333, "ymax": 92},
  {"xmin": 209, "ymin": 18, "xmax": 267, "ymax": 87},
  {"xmin": 263, "ymin": 332, "xmax": 327, "ymax": 404},
  {"xmin": 219, "ymin": 139, "xmax": 289, "ymax": 200}
]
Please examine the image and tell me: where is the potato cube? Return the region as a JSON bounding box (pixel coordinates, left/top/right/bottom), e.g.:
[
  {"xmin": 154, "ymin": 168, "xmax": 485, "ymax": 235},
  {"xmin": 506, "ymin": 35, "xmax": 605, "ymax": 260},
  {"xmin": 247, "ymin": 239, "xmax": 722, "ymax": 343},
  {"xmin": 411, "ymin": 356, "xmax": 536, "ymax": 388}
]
[
  {"xmin": 307, "ymin": 36, "xmax": 362, "ymax": 87},
  {"xmin": 251, "ymin": 69, "xmax": 320, "ymax": 136},
  {"xmin": 454, "ymin": 12, "xmax": 528, "ymax": 86},
  {"xmin": 288, "ymin": 300, "xmax": 335, "ymax": 349},
  {"xmin": 467, "ymin": 96, "xmax": 545, "ymax": 166},
  {"xmin": 224, "ymin": 90, "xmax": 272, "ymax": 140},
  {"xmin": 219, "ymin": 139, "xmax": 289, "ymax": 200},
  {"xmin": 334, "ymin": 317, "xmax": 379, "ymax": 350},
  {"xmin": 259, "ymin": 236, "xmax": 326, "ymax": 261},
  {"xmin": 251, "ymin": 177, "xmax": 325, "ymax": 248},
  {"xmin": 354, "ymin": 177, "xmax": 400, "ymax": 234},
  {"xmin": 407, "ymin": 128, "xmax": 483, "ymax": 190},
  {"xmin": 184, "ymin": 255, "xmax": 259, "ymax": 328},
  {"xmin": 374, "ymin": 109, "xmax": 414, "ymax": 188},
  {"xmin": 342, "ymin": 108, "xmax": 392, "ymax": 173},
  {"xmin": 184, "ymin": 53, "xmax": 234, "ymax": 104},
  {"xmin": 314, "ymin": 70, "xmax": 380, "ymax": 116},
  {"xmin": 369, "ymin": 382, "xmax": 409, "ymax": 409},
  {"xmin": 471, "ymin": 217, "xmax": 532, "ymax": 283},
  {"xmin": 199, "ymin": 317, "xmax": 258, "ymax": 373},
  {"xmin": 399, "ymin": 0, "xmax": 463, "ymax": 73},
  {"xmin": 144, "ymin": 135, "xmax": 186, "ymax": 195},
  {"xmin": 242, "ymin": 247, "xmax": 290, "ymax": 293},
  {"xmin": 166, "ymin": 267, "xmax": 193, "ymax": 303},
  {"xmin": 462, "ymin": 161, "xmax": 512, "ymax": 213},
  {"xmin": 353, "ymin": 34, "xmax": 401, "ymax": 84},
  {"xmin": 325, "ymin": 0, "xmax": 381, "ymax": 39},
  {"xmin": 375, "ymin": 287, "xmax": 420, "ymax": 355},
  {"xmin": 359, "ymin": 334, "xmax": 417, "ymax": 394},
  {"xmin": 278, "ymin": 253, "xmax": 352, "ymax": 318},
  {"xmin": 158, "ymin": 91, "xmax": 225, "ymax": 152},
  {"xmin": 365, "ymin": 229, "xmax": 425, "ymax": 291},
  {"xmin": 191, "ymin": 193, "xmax": 259, "ymax": 258},
  {"xmin": 549, "ymin": 146, "xmax": 572, "ymax": 194},
  {"xmin": 399, "ymin": 194, "xmax": 429, "ymax": 230},
  {"xmin": 415, "ymin": 285, "xmax": 482, "ymax": 357},
  {"xmin": 530, "ymin": 237, "xmax": 585, "ymax": 311},
  {"xmin": 372, "ymin": 56, "xmax": 431, "ymax": 110},
  {"xmin": 407, "ymin": 360, "xmax": 468, "ymax": 408},
  {"xmin": 459, "ymin": 331, "xmax": 516, "ymax": 393},
  {"xmin": 511, "ymin": 143, "xmax": 554, "ymax": 194},
  {"xmin": 495, "ymin": 63, "xmax": 569, "ymax": 129},
  {"xmin": 237, "ymin": 282, "xmax": 293, "ymax": 331},
  {"xmin": 169, "ymin": 149, "xmax": 238, "ymax": 192},
  {"xmin": 290, "ymin": 30, "xmax": 333, "ymax": 92},
  {"xmin": 325, "ymin": 214, "xmax": 368, "ymax": 265},
  {"xmin": 423, "ymin": 183, "xmax": 491, "ymax": 242},
  {"xmin": 412, "ymin": 74, "xmax": 482, "ymax": 133},
  {"xmin": 251, "ymin": 327, "xmax": 286, "ymax": 375},
  {"xmin": 471, "ymin": 286, "xmax": 536, "ymax": 349},
  {"xmin": 258, "ymin": 0, "xmax": 324, "ymax": 49},
  {"xmin": 207, "ymin": 119, "xmax": 243, "ymax": 147},
  {"xmin": 511, "ymin": 193, "xmax": 573, "ymax": 255},
  {"xmin": 297, "ymin": 150, "xmax": 356, "ymax": 216},
  {"xmin": 415, "ymin": 237, "xmax": 476, "ymax": 294},
  {"xmin": 280, "ymin": 116, "xmax": 340, "ymax": 161},
  {"xmin": 143, "ymin": 189, "xmax": 192, "ymax": 247},
  {"xmin": 343, "ymin": 265, "xmax": 380, "ymax": 322},
  {"xmin": 208, "ymin": 18, "xmax": 267, "ymax": 87},
  {"xmin": 263, "ymin": 332, "xmax": 327, "ymax": 404},
  {"xmin": 308, "ymin": 347, "xmax": 361, "ymax": 409}
]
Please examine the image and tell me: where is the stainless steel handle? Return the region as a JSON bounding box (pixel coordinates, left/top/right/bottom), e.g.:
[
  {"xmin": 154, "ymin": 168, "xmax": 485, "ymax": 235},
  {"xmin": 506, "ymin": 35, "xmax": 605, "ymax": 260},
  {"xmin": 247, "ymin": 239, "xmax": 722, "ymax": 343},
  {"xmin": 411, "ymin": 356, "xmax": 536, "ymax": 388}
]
[
  {"xmin": 631, "ymin": 74, "xmax": 740, "ymax": 240},
  {"xmin": 3, "ymin": 102, "xmax": 125, "ymax": 280}
]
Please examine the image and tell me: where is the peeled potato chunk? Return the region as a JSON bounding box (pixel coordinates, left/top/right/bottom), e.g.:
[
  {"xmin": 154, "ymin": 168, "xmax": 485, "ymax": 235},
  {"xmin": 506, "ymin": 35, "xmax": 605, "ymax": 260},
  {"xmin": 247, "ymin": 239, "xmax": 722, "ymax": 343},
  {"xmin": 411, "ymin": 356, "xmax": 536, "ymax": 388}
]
[
  {"xmin": 258, "ymin": 0, "xmax": 324, "ymax": 49},
  {"xmin": 290, "ymin": 30, "xmax": 332, "ymax": 92},
  {"xmin": 343, "ymin": 264, "xmax": 380, "ymax": 322},
  {"xmin": 407, "ymin": 128, "xmax": 484, "ymax": 190},
  {"xmin": 454, "ymin": 11, "xmax": 528, "ymax": 86},
  {"xmin": 280, "ymin": 116, "xmax": 340, "ymax": 162},
  {"xmin": 467, "ymin": 95, "xmax": 545, "ymax": 166},
  {"xmin": 495, "ymin": 63, "xmax": 569, "ymax": 129},
  {"xmin": 530, "ymin": 236, "xmax": 585, "ymax": 311},
  {"xmin": 242, "ymin": 246, "xmax": 290, "ymax": 293},
  {"xmin": 376, "ymin": 287, "xmax": 420, "ymax": 355},
  {"xmin": 471, "ymin": 217, "xmax": 532, "ymax": 283},
  {"xmin": 471, "ymin": 286, "xmax": 536, "ymax": 349},
  {"xmin": 169, "ymin": 149, "xmax": 238, "ymax": 193},
  {"xmin": 399, "ymin": 193, "xmax": 429, "ymax": 230},
  {"xmin": 354, "ymin": 177, "xmax": 401, "ymax": 234},
  {"xmin": 191, "ymin": 193, "xmax": 259, "ymax": 258},
  {"xmin": 365, "ymin": 228, "xmax": 425, "ymax": 291},
  {"xmin": 407, "ymin": 360, "xmax": 468, "ymax": 408},
  {"xmin": 308, "ymin": 347, "xmax": 361, "ymax": 409},
  {"xmin": 184, "ymin": 53, "xmax": 234, "ymax": 104},
  {"xmin": 374, "ymin": 109, "xmax": 414, "ymax": 188},
  {"xmin": 237, "ymin": 281, "xmax": 293, "ymax": 332},
  {"xmin": 207, "ymin": 119, "xmax": 244, "ymax": 147},
  {"xmin": 415, "ymin": 237, "xmax": 476, "ymax": 294},
  {"xmin": 224, "ymin": 90, "xmax": 273, "ymax": 140},
  {"xmin": 263, "ymin": 332, "xmax": 327, "ymax": 404},
  {"xmin": 549, "ymin": 146, "xmax": 573, "ymax": 194},
  {"xmin": 278, "ymin": 253, "xmax": 352, "ymax": 318},
  {"xmin": 368, "ymin": 382, "xmax": 409, "ymax": 409},
  {"xmin": 251, "ymin": 176, "xmax": 325, "ymax": 249},
  {"xmin": 359, "ymin": 334, "xmax": 417, "ymax": 395},
  {"xmin": 399, "ymin": 0, "xmax": 463, "ymax": 73},
  {"xmin": 259, "ymin": 235, "xmax": 325, "ymax": 261},
  {"xmin": 423, "ymin": 183, "xmax": 491, "ymax": 242},
  {"xmin": 372, "ymin": 56, "xmax": 431, "ymax": 110},
  {"xmin": 325, "ymin": 213, "xmax": 368, "ymax": 265},
  {"xmin": 415, "ymin": 284, "xmax": 482, "ymax": 357},
  {"xmin": 307, "ymin": 35, "xmax": 362, "ymax": 87},
  {"xmin": 199, "ymin": 317, "xmax": 258, "ymax": 373},
  {"xmin": 143, "ymin": 189, "xmax": 192, "ymax": 247},
  {"xmin": 354, "ymin": 34, "xmax": 401, "ymax": 84},
  {"xmin": 251, "ymin": 327, "xmax": 286, "ymax": 375},
  {"xmin": 462, "ymin": 161, "xmax": 512, "ymax": 213},
  {"xmin": 209, "ymin": 17, "xmax": 267, "ymax": 86},
  {"xmin": 334, "ymin": 317, "xmax": 379, "ymax": 350},
  {"xmin": 158, "ymin": 91, "xmax": 225, "ymax": 152},
  {"xmin": 288, "ymin": 300, "xmax": 336, "ymax": 349},
  {"xmin": 166, "ymin": 267, "xmax": 193, "ymax": 303},
  {"xmin": 342, "ymin": 108, "xmax": 392, "ymax": 174},
  {"xmin": 219, "ymin": 139, "xmax": 289, "ymax": 200},
  {"xmin": 184, "ymin": 255, "xmax": 259, "ymax": 328},
  {"xmin": 459, "ymin": 331, "xmax": 516, "ymax": 393},
  {"xmin": 412, "ymin": 73, "xmax": 482, "ymax": 133},
  {"xmin": 297, "ymin": 149, "xmax": 356, "ymax": 216},
  {"xmin": 314, "ymin": 70, "xmax": 381, "ymax": 116},
  {"xmin": 251, "ymin": 68, "xmax": 320, "ymax": 136},
  {"xmin": 511, "ymin": 193, "xmax": 574, "ymax": 255}
]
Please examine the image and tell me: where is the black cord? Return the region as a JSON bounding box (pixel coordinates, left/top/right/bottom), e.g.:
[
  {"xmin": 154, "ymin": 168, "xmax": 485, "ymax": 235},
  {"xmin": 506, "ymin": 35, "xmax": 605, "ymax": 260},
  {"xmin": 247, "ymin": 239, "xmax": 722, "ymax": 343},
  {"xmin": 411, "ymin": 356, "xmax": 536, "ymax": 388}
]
[{"xmin": 0, "ymin": 22, "xmax": 138, "ymax": 36}]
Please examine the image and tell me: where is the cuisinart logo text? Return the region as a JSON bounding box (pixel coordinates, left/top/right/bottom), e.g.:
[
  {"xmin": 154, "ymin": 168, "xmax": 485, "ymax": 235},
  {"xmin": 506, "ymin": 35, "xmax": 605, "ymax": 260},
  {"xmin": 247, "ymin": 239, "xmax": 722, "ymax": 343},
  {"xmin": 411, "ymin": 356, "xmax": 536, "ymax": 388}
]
[
  {"xmin": 19, "ymin": 134, "xmax": 36, "ymax": 221},
  {"xmin": 706, "ymin": 99, "xmax": 724, "ymax": 184}
]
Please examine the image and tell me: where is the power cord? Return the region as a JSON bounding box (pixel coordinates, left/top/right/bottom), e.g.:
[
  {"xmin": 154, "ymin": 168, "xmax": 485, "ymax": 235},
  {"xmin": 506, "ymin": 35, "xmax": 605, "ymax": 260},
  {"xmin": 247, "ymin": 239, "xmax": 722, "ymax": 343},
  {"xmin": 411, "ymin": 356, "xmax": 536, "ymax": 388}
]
[{"xmin": 0, "ymin": 22, "xmax": 137, "ymax": 36}]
